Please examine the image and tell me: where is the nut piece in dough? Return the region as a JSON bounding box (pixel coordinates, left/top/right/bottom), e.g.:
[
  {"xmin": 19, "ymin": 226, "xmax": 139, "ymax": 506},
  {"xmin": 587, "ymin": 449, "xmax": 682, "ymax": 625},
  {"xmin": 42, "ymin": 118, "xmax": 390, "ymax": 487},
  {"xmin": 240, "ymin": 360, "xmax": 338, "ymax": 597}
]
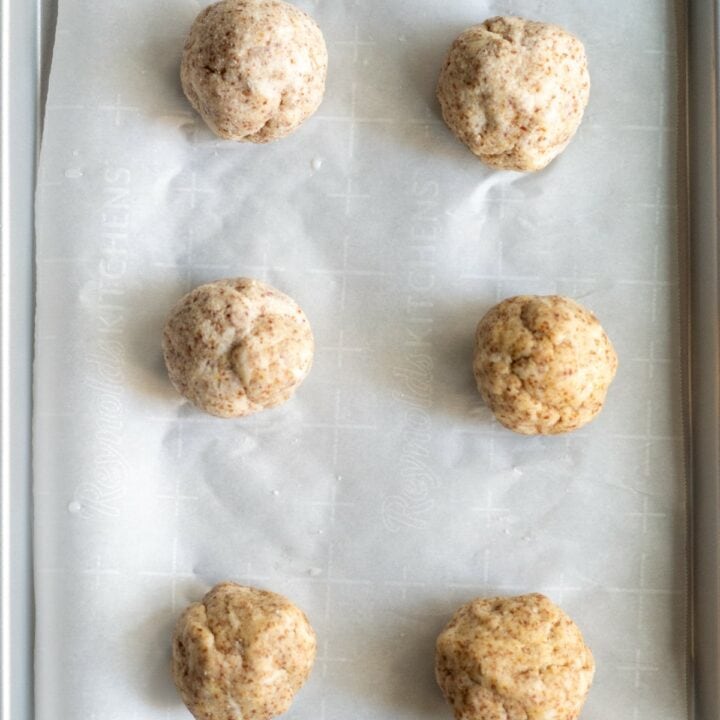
[
  {"xmin": 181, "ymin": 0, "xmax": 328, "ymax": 142},
  {"xmin": 162, "ymin": 278, "xmax": 314, "ymax": 417},
  {"xmin": 473, "ymin": 295, "xmax": 617, "ymax": 435},
  {"xmin": 436, "ymin": 593, "xmax": 595, "ymax": 720},
  {"xmin": 172, "ymin": 582, "xmax": 317, "ymax": 720},
  {"xmin": 437, "ymin": 17, "xmax": 590, "ymax": 171}
]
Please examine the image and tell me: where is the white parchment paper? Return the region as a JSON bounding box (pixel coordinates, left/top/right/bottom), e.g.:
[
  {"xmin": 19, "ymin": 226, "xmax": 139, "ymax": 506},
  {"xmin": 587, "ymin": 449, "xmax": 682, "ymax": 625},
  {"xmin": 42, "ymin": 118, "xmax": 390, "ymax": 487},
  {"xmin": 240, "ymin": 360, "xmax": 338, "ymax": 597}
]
[{"xmin": 34, "ymin": 0, "xmax": 686, "ymax": 718}]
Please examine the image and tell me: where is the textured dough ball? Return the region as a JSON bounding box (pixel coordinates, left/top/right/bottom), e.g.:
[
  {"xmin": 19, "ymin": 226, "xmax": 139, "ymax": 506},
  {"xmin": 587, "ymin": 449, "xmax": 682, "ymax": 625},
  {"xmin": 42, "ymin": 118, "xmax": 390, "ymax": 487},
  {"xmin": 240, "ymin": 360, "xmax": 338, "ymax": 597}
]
[
  {"xmin": 437, "ymin": 16, "xmax": 590, "ymax": 171},
  {"xmin": 162, "ymin": 278, "xmax": 314, "ymax": 417},
  {"xmin": 181, "ymin": 0, "xmax": 328, "ymax": 142},
  {"xmin": 473, "ymin": 295, "xmax": 617, "ymax": 435},
  {"xmin": 173, "ymin": 582, "xmax": 317, "ymax": 720},
  {"xmin": 436, "ymin": 593, "xmax": 595, "ymax": 720}
]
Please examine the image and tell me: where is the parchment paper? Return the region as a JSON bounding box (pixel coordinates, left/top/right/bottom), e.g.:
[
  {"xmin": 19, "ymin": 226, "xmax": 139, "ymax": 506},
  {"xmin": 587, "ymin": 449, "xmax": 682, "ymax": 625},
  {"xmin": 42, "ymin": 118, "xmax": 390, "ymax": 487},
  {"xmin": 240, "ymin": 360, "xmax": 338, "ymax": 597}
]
[{"xmin": 34, "ymin": 1, "xmax": 686, "ymax": 718}]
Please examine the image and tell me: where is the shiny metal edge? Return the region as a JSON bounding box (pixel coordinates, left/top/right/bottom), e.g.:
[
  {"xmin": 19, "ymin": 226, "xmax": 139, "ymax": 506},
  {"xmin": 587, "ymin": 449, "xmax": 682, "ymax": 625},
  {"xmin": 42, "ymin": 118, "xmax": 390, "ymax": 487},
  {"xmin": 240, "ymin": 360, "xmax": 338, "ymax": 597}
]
[
  {"xmin": 0, "ymin": 0, "xmax": 45, "ymax": 717},
  {"xmin": 686, "ymin": 1, "xmax": 720, "ymax": 719}
]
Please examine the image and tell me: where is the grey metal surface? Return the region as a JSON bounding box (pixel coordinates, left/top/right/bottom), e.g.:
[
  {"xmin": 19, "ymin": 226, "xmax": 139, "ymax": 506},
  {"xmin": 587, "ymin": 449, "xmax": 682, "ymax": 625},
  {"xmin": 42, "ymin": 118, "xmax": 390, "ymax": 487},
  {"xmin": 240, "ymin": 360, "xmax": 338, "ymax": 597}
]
[
  {"xmin": 39, "ymin": 0, "xmax": 57, "ymax": 120},
  {"xmin": 687, "ymin": 2, "xmax": 720, "ymax": 719},
  {"xmin": 6, "ymin": 1, "xmax": 715, "ymax": 719},
  {"xmin": 0, "ymin": 0, "xmax": 48, "ymax": 717}
]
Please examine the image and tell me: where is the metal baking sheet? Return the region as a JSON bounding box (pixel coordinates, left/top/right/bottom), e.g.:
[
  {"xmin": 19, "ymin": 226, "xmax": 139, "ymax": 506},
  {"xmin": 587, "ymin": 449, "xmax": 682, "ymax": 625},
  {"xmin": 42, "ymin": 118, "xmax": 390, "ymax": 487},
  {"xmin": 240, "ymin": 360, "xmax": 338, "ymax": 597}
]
[
  {"xmin": 1, "ymin": 0, "xmax": 717, "ymax": 719},
  {"xmin": 686, "ymin": 1, "xmax": 720, "ymax": 718},
  {"xmin": 0, "ymin": 0, "xmax": 43, "ymax": 718}
]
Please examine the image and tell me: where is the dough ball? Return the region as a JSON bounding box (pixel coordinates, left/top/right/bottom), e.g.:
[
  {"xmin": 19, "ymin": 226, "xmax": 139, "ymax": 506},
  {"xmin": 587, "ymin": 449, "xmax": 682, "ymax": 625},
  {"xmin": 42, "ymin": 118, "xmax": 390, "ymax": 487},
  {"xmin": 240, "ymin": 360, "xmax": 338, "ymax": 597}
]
[
  {"xmin": 437, "ymin": 17, "xmax": 590, "ymax": 171},
  {"xmin": 473, "ymin": 295, "xmax": 617, "ymax": 435},
  {"xmin": 172, "ymin": 582, "xmax": 317, "ymax": 720},
  {"xmin": 181, "ymin": 0, "xmax": 328, "ymax": 142},
  {"xmin": 162, "ymin": 278, "xmax": 314, "ymax": 417},
  {"xmin": 436, "ymin": 593, "xmax": 595, "ymax": 720}
]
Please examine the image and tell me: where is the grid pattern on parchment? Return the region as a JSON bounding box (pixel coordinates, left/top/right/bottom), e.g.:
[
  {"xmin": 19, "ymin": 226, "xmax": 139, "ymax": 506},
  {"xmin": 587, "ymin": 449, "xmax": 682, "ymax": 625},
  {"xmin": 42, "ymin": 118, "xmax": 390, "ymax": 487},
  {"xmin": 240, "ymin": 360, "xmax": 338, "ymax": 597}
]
[{"xmin": 33, "ymin": 1, "xmax": 686, "ymax": 719}]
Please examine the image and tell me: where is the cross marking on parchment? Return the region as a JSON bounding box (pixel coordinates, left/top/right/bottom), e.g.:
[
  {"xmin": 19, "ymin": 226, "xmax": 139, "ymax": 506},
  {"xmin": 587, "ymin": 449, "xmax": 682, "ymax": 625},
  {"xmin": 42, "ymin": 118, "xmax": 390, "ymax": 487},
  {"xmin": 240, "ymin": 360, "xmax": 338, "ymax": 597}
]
[
  {"xmin": 626, "ymin": 496, "xmax": 667, "ymax": 534},
  {"xmin": 316, "ymin": 81, "xmax": 393, "ymax": 159},
  {"xmin": 618, "ymin": 648, "xmax": 659, "ymax": 689},
  {"xmin": 99, "ymin": 93, "xmax": 139, "ymax": 127},
  {"xmin": 175, "ymin": 171, "xmax": 213, "ymax": 209},
  {"xmin": 140, "ymin": 537, "xmax": 194, "ymax": 612},
  {"xmin": 152, "ymin": 226, "xmax": 231, "ymax": 278},
  {"xmin": 383, "ymin": 565, "xmax": 427, "ymax": 601},
  {"xmin": 81, "ymin": 555, "xmax": 121, "ymax": 591},
  {"xmin": 319, "ymin": 333, "xmax": 365, "ymax": 370},
  {"xmin": 297, "ymin": 482, "xmax": 353, "ymax": 518},
  {"xmin": 157, "ymin": 474, "xmax": 199, "ymax": 522},
  {"xmin": 318, "ymin": 637, "xmax": 353, "ymax": 678},
  {"xmin": 333, "ymin": 24, "xmax": 375, "ymax": 63},
  {"xmin": 471, "ymin": 490, "xmax": 509, "ymax": 520}
]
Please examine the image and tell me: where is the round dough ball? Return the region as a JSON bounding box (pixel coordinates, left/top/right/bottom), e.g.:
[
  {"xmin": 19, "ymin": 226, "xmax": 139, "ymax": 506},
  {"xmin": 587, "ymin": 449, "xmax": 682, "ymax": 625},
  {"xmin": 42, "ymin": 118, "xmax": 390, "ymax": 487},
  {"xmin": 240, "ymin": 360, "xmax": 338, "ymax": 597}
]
[
  {"xmin": 162, "ymin": 278, "xmax": 314, "ymax": 418},
  {"xmin": 173, "ymin": 582, "xmax": 317, "ymax": 720},
  {"xmin": 436, "ymin": 593, "xmax": 595, "ymax": 720},
  {"xmin": 437, "ymin": 16, "xmax": 590, "ymax": 171},
  {"xmin": 181, "ymin": 0, "xmax": 328, "ymax": 142},
  {"xmin": 473, "ymin": 295, "xmax": 617, "ymax": 435}
]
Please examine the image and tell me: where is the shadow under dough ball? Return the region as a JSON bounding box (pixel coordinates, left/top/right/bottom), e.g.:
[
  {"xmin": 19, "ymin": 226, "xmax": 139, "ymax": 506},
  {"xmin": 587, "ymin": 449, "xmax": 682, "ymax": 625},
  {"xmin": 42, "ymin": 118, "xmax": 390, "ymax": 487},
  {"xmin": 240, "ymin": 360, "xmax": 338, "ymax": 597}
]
[
  {"xmin": 436, "ymin": 593, "xmax": 595, "ymax": 720},
  {"xmin": 437, "ymin": 16, "xmax": 590, "ymax": 171},
  {"xmin": 181, "ymin": 0, "xmax": 328, "ymax": 142},
  {"xmin": 473, "ymin": 295, "xmax": 617, "ymax": 435},
  {"xmin": 172, "ymin": 582, "xmax": 317, "ymax": 720},
  {"xmin": 162, "ymin": 277, "xmax": 314, "ymax": 418}
]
